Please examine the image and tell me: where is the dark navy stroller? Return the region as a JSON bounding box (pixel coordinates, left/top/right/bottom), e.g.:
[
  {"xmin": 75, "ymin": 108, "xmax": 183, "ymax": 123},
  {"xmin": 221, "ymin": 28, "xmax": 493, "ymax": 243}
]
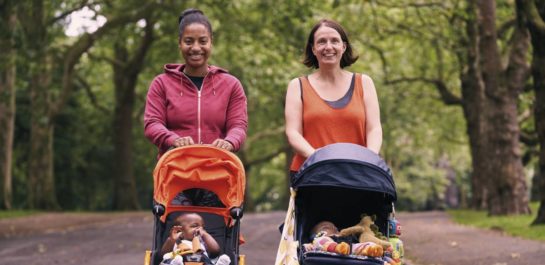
[{"xmin": 276, "ymin": 143, "xmax": 397, "ymax": 265}]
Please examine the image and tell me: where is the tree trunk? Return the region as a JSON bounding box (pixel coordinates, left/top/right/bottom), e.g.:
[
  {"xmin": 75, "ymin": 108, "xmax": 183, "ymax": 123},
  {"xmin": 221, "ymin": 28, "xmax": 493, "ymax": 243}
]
[
  {"xmin": 0, "ymin": 2, "xmax": 17, "ymax": 209},
  {"xmin": 458, "ymin": 0, "xmax": 530, "ymax": 214},
  {"xmin": 111, "ymin": 42, "xmax": 139, "ymax": 210},
  {"xmin": 524, "ymin": 0, "xmax": 545, "ymax": 224},
  {"xmin": 28, "ymin": 53, "xmax": 59, "ymax": 209},
  {"xmin": 477, "ymin": 0, "xmax": 530, "ymax": 215},
  {"xmin": 111, "ymin": 19, "xmax": 154, "ymax": 210},
  {"xmin": 22, "ymin": 1, "xmax": 60, "ymax": 210},
  {"xmin": 28, "ymin": 109, "xmax": 59, "ymax": 209},
  {"xmin": 461, "ymin": 0, "xmax": 489, "ymax": 209}
]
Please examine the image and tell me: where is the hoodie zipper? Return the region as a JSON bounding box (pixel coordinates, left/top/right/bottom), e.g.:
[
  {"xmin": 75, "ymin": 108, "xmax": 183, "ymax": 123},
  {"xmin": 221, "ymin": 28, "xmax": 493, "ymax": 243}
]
[
  {"xmin": 197, "ymin": 89, "xmax": 202, "ymax": 143},
  {"xmin": 183, "ymin": 70, "xmax": 210, "ymax": 144}
]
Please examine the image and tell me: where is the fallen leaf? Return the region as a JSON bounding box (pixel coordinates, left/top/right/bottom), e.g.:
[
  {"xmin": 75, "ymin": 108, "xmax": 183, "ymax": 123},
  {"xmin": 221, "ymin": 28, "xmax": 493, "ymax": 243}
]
[
  {"xmin": 37, "ymin": 243, "xmax": 46, "ymax": 253},
  {"xmin": 511, "ymin": 252, "xmax": 521, "ymax": 259}
]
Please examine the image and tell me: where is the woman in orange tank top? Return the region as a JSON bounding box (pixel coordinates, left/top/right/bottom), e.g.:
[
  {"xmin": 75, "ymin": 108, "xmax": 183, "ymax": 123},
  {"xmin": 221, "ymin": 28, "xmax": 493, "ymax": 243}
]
[{"xmin": 285, "ymin": 19, "xmax": 383, "ymax": 172}]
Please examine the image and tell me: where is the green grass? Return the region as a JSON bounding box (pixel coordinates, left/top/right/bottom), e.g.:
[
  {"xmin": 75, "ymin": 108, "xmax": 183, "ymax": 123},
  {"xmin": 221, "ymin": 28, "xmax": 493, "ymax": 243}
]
[
  {"xmin": 447, "ymin": 202, "xmax": 545, "ymax": 242},
  {"xmin": 0, "ymin": 210, "xmax": 39, "ymax": 219}
]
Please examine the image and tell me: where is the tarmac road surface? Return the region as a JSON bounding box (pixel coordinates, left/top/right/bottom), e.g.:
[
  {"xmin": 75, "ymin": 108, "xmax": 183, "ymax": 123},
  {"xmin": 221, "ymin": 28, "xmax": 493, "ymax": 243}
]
[{"xmin": 2, "ymin": 210, "xmax": 545, "ymax": 265}]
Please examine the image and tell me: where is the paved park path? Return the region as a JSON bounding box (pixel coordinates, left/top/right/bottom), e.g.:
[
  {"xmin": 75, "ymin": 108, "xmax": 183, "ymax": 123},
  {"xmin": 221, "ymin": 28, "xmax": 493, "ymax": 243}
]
[{"xmin": 1, "ymin": 210, "xmax": 545, "ymax": 265}]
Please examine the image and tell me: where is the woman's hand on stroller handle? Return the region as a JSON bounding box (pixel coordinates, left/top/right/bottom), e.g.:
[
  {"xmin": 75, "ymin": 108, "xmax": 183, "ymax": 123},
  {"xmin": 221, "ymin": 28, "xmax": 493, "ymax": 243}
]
[
  {"xmin": 169, "ymin": 138, "xmax": 233, "ymax": 151},
  {"xmin": 211, "ymin": 139, "xmax": 233, "ymax": 151},
  {"xmin": 172, "ymin": 136, "xmax": 195, "ymax": 147}
]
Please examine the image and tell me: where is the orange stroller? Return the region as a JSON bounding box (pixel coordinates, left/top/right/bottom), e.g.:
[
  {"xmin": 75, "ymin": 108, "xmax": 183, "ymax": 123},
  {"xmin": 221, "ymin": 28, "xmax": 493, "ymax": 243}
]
[{"xmin": 144, "ymin": 146, "xmax": 245, "ymax": 265}]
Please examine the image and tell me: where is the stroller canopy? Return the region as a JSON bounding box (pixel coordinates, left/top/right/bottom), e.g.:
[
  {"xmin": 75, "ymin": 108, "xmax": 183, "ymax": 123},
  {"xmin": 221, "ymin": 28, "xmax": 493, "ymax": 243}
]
[
  {"xmin": 153, "ymin": 146, "xmax": 246, "ymax": 222},
  {"xmin": 292, "ymin": 143, "xmax": 396, "ymax": 201}
]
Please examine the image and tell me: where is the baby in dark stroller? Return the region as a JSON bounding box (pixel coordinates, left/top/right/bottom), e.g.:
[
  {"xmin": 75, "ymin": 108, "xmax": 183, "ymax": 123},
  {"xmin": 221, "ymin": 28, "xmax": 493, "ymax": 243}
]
[
  {"xmin": 303, "ymin": 218, "xmax": 388, "ymax": 258},
  {"xmin": 275, "ymin": 143, "xmax": 402, "ymax": 265},
  {"xmin": 303, "ymin": 221, "xmax": 350, "ymax": 255},
  {"xmin": 160, "ymin": 213, "xmax": 231, "ymax": 265}
]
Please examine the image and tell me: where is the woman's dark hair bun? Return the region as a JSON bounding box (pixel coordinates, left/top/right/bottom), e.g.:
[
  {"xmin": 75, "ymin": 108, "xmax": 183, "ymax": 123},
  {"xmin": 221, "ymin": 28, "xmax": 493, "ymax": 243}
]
[
  {"xmin": 178, "ymin": 8, "xmax": 204, "ymax": 25},
  {"xmin": 177, "ymin": 8, "xmax": 212, "ymax": 40}
]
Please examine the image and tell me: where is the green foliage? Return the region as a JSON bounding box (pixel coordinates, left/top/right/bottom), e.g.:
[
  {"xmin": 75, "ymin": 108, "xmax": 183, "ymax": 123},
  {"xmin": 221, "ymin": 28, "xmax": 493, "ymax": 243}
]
[
  {"xmin": 8, "ymin": 0, "xmax": 537, "ymax": 212},
  {"xmin": 448, "ymin": 203, "xmax": 545, "ymax": 241},
  {"xmin": 0, "ymin": 210, "xmax": 38, "ymax": 219}
]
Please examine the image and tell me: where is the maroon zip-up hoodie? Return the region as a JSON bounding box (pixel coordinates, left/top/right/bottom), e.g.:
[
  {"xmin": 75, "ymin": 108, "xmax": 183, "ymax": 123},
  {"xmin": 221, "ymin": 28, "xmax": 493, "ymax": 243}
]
[{"xmin": 144, "ymin": 64, "xmax": 247, "ymax": 157}]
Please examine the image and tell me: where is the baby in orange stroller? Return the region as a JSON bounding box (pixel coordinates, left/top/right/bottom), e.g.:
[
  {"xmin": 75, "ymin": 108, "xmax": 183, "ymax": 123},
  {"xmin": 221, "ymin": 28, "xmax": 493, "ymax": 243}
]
[
  {"xmin": 145, "ymin": 146, "xmax": 246, "ymax": 265},
  {"xmin": 160, "ymin": 213, "xmax": 231, "ymax": 265}
]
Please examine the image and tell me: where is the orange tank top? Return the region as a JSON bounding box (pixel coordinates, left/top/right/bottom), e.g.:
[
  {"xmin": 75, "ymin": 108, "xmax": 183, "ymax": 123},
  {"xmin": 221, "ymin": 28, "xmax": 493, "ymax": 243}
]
[{"xmin": 290, "ymin": 73, "xmax": 367, "ymax": 171}]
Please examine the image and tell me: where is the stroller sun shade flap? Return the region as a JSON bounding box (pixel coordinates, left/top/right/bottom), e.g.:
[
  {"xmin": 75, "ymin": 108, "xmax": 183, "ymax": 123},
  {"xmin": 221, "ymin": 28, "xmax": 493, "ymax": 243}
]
[
  {"xmin": 153, "ymin": 145, "xmax": 246, "ymax": 222},
  {"xmin": 292, "ymin": 143, "xmax": 397, "ymax": 201}
]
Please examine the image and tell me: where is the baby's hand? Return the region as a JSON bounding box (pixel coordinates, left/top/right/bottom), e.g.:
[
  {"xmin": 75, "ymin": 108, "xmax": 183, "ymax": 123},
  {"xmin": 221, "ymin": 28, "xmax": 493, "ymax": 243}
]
[
  {"xmin": 170, "ymin": 226, "xmax": 183, "ymax": 240},
  {"xmin": 193, "ymin": 227, "xmax": 203, "ymax": 237}
]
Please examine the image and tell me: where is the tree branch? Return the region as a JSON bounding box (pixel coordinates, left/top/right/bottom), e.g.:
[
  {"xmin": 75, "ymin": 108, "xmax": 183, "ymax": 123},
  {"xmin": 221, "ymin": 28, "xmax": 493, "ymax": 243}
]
[
  {"xmin": 505, "ymin": 1, "xmax": 531, "ymax": 96},
  {"xmin": 385, "ymin": 77, "xmax": 463, "ymax": 105},
  {"xmin": 127, "ymin": 16, "xmax": 155, "ymax": 78},
  {"xmin": 244, "ymin": 125, "xmax": 285, "ymax": 150},
  {"xmin": 87, "ymin": 53, "xmax": 123, "ymax": 67},
  {"xmin": 244, "ymin": 145, "xmax": 288, "ymax": 169},
  {"xmin": 521, "ymin": 0, "xmax": 545, "ymax": 33},
  {"xmin": 50, "ymin": 2, "xmax": 157, "ymax": 121},
  {"xmin": 520, "ymin": 130, "xmax": 539, "ymax": 146},
  {"xmin": 47, "ymin": 0, "xmax": 93, "ymax": 26},
  {"xmin": 361, "ymin": 41, "xmax": 390, "ymax": 80},
  {"xmin": 497, "ymin": 19, "xmax": 516, "ymax": 40},
  {"xmin": 75, "ymin": 74, "xmax": 109, "ymax": 114}
]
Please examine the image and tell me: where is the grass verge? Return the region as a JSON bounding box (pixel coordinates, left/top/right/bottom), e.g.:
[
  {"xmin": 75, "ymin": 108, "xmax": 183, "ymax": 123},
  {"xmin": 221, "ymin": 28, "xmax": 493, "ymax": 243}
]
[
  {"xmin": 0, "ymin": 210, "xmax": 39, "ymax": 219},
  {"xmin": 447, "ymin": 202, "xmax": 545, "ymax": 242}
]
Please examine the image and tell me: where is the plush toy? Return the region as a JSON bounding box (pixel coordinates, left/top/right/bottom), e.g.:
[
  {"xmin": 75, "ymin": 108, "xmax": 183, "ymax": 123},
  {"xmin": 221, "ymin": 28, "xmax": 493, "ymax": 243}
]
[
  {"xmin": 305, "ymin": 231, "xmax": 351, "ymax": 255},
  {"xmin": 162, "ymin": 236, "xmax": 204, "ymax": 265},
  {"xmin": 381, "ymin": 217, "xmax": 403, "ymax": 265},
  {"xmin": 388, "ymin": 218, "xmax": 404, "ymax": 265},
  {"xmin": 351, "ymin": 241, "xmax": 384, "ymax": 257},
  {"xmin": 388, "ymin": 218, "xmax": 402, "ymax": 237},
  {"xmin": 339, "ymin": 215, "xmax": 392, "ymax": 250}
]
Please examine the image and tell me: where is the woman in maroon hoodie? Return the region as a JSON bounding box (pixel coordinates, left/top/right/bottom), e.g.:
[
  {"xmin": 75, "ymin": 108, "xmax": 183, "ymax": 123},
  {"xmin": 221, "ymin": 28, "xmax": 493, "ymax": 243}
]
[{"xmin": 144, "ymin": 8, "xmax": 248, "ymax": 158}]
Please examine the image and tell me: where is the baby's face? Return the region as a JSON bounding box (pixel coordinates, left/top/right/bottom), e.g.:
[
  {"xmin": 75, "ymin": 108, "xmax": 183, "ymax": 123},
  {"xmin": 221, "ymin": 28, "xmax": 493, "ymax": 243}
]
[
  {"xmin": 314, "ymin": 221, "xmax": 338, "ymax": 236},
  {"xmin": 179, "ymin": 214, "xmax": 204, "ymax": 240}
]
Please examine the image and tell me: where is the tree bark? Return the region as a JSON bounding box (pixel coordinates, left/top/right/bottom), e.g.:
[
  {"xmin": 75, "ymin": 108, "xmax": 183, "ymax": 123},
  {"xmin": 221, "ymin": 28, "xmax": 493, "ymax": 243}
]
[
  {"xmin": 20, "ymin": 0, "xmax": 60, "ymax": 209},
  {"xmin": 523, "ymin": 0, "xmax": 545, "ymax": 224},
  {"xmin": 0, "ymin": 1, "xmax": 17, "ymax": 209},
  {"xmin": 477, "ymin": 0, "xmax": 530, "ymax": 215},
  {"xmin": 453, "ymin": 0, "xmax": 530, "ymax": 214},
  {"xmin": 460, "ymin": 0, "xmax": 489, "ymax": 210},
  {"xmin": 111, "ymin": 19, "xmax": 154, "ymax": 210}
]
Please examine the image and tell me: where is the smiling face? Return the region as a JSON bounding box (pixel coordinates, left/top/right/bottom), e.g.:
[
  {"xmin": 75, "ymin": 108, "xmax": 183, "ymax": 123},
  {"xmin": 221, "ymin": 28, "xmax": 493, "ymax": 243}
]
[
  {"xmin": 311, "ymin": 25, "xmax": 346, "ymax": 68},
  {"xmin": 179, "ymin": 23, "xmax": 212, "ymax": 76},
  {"xmin": 178, "ymin": 213, "xmax": 204, "ymax": 240}
]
